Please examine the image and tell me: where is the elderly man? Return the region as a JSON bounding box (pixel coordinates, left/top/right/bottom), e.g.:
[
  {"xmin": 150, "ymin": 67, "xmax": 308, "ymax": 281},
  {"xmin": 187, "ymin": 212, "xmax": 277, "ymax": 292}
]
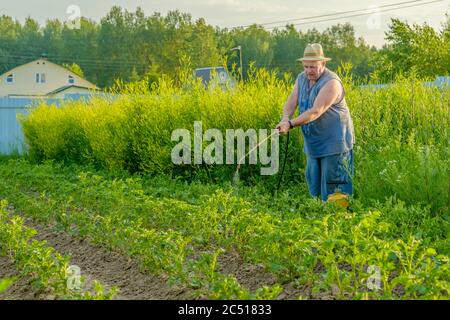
[{"xmin": 276, "ymin": 43, "xmax": 355, "ymax": 202}]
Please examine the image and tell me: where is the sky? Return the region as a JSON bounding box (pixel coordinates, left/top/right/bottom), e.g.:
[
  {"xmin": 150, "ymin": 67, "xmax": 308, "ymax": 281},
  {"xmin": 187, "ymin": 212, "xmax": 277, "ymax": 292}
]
[{"xmin": 1, "ymin": 0, "xmax": 449, "ymax": 47}]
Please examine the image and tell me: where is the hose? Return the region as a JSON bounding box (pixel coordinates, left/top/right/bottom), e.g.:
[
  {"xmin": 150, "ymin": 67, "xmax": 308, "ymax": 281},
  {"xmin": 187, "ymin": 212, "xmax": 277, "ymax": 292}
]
[{"xmin": 275, "ymin": 130, "xmax": 290, "ymax": 193}]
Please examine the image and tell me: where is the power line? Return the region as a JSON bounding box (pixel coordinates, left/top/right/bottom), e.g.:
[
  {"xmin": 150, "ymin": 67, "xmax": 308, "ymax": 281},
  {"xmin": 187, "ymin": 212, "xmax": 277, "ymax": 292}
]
[
  {"xmin": 2, "ymin": 53, "xmax": 148, "ymax": 66},
  {"xmin": 1, "ymin": 52, "xmax": 187, "ymax": 75},
  {"xmin": 1, "ymin": 54, "xmax": 156, "ymax": 72},
  {"xmin": 239, "ymin": 0, "xmax": 428, "ymax": 28},
  {"xmin": 263, "ymin": 0, "xmax": 445, "ymax": 30},
  {"xmin": 235, "ymin": 0, "xmax": 445, "ymax": 31},
  {"xmin": 2, "ymin": 52, "xmax": 303, "ymax": 70}
]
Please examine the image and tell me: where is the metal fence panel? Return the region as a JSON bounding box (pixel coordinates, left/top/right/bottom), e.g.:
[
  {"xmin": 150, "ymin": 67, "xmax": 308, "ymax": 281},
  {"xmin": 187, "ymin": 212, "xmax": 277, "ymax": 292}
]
[{"xmin": 0, "ymin": 97, "xmax": 61, "ymax": 155}]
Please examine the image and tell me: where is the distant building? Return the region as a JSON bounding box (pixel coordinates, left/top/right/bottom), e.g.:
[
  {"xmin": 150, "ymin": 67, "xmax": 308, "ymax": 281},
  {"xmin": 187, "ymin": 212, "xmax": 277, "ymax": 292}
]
[
  {"xmin": 194, "ymin": 67, "xmax": 236, "ymax": 89},
  {"xmin": 0, "ymin": 58, "xmax": 98, "ymax": 98}
]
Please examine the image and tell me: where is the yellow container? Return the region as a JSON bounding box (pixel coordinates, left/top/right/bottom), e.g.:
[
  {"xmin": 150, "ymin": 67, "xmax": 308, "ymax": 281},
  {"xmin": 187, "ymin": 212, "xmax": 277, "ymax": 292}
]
[{"xmin": 327, "ymin": 192, "xmax": 350, "ymax": 208}]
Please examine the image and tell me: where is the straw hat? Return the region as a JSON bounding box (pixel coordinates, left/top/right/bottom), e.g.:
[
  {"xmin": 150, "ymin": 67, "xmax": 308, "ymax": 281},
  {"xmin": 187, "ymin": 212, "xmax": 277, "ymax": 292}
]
[{"xmin": 297, "ymin": 43, "xmax": 331, "ymax": 61}]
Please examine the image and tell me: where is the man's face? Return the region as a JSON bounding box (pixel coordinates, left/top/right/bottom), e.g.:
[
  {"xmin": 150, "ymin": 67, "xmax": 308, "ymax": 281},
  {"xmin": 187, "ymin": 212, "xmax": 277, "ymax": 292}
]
[{"xmin": 302, "ymin": 61, "xmax": 326, "ymax": 81}]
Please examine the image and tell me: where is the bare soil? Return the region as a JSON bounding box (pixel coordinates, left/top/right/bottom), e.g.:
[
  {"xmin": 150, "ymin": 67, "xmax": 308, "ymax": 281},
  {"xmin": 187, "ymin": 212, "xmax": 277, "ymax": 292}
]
[{"xmin": 1, "ymin": 215, "xmax": 334, "ymax": 300}]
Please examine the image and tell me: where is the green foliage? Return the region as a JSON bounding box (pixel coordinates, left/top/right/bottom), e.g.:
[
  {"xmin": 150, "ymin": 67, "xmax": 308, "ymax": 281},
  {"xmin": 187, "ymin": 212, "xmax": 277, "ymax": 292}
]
[
  {"xmin": 371, "ymin": 16, "xmax": 450, "ymax": 81},
  {"xmin": 0, "ymin": 159, "xmax": 448, "ymax": 300},
  {"xmin": 0, "ymin": 277, "xmax": 16, "ymax": 293},
  {"xmin": 21, "ymin": 68, "xmax": 292, "ymax": 179},
  {"xmin": 19, "ymin": 72, "xmax": 449, "ymax": 213},
  {"xmin": 2, "ymin": 11, "xmax": 450, "ymax": 298},
  {"xmin": 5, "ymin": 7, "xmax": 441, "ymax": 87},
  {"xmin": 0, "ymin": 199, "xmax": 116, "ymax": 299},
  {"xmin": 2, "ymin": 8, "xmax": 449, "ymax": 87},
  {"xmin": 62, "ymin": 62, "xmax": 84, "ymax": 77}
]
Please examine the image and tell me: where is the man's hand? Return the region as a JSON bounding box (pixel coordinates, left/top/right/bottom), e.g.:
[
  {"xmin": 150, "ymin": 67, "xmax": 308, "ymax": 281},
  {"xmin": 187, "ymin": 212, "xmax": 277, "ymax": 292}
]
[{"xmin": 276, "ymin": 120, "xmax": 290, "ymax": 135}]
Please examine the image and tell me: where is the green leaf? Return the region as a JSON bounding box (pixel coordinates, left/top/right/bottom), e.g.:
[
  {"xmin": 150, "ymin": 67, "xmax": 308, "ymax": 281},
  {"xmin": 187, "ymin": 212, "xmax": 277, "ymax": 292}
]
[{"xmin": 0, "ymin": 277, "xmax": 17, "ymax": 293}]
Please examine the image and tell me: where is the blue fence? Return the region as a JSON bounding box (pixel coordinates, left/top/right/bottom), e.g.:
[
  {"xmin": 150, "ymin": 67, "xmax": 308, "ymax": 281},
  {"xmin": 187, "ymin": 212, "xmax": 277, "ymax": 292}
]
[
  {"xmin": 0, "ymin": 94, "xmax": 93, "ymax": 155},
  {"xmin": 359, "ymin": 76, "xmax": 450, "ymax": 89},
  {"xmin": 0, "ymin": 98, "xmax": 60, "ymax": 155},
  {"xmin": 0, "ymin": 92, "xmax": 120, "ymax": 155}
]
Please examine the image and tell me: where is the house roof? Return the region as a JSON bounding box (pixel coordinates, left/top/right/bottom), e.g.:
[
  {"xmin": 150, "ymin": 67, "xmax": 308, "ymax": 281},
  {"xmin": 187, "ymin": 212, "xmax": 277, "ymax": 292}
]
[
  {"xmin": 0, "ymin": 58, "xmax": 97, "ymax": 89},
  {"xmin": 46, "ymin": 84, "xmax": 97, "ymax": 95}
]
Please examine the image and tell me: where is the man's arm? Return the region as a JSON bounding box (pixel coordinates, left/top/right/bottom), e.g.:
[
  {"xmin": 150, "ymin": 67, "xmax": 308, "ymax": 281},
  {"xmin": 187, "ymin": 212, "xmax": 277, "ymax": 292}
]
[
  {"xmin": 276, "ymin": 81, "xmax": 298, "ymax": 133},
  {"xmin": 281, "ymin": 80, "xmax": 299, "ymax": 121},
  {"xmin": 290, "ymin": 79, "xmax": 341, "ymax": 127}
]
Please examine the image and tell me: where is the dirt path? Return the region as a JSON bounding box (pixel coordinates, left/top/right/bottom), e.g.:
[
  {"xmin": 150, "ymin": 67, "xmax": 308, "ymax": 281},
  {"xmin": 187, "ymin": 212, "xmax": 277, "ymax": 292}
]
[
  {"xmin": 22, "ymin": 218, "xmax": 192, "ymax": 300},
  {"xmin": 1, "ymin": 213, "xmax": 318, "ymax": 300},
  {"xmin": 217, "ymin": 250, "xmax": 316, "ymax": 300}
]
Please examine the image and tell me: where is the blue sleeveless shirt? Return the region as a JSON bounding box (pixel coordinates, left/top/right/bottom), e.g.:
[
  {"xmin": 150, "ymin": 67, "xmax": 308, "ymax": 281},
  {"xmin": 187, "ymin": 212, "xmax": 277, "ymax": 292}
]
[{"xmin": 297, "ymin": 68, "xmax": 355, "ymax": 158}]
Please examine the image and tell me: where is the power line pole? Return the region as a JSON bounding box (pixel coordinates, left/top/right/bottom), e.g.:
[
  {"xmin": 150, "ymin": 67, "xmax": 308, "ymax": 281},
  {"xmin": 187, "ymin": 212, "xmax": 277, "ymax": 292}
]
[{"xmin": 230, "ymin": 46, "xmax": 243, "ymax": 81}]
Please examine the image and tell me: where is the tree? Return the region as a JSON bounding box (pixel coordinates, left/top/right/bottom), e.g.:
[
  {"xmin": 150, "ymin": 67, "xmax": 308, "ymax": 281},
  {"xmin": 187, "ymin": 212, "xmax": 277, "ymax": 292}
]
[
  {"xmin": 185, "ymin": 18, "xmax": 222, "ymax": 69},
  {"xmin": 60, "ymin": 17, "xmax": 99, "ymax": 84},
  {"xmin": 18, "ymin": 17, "xmax": 44, "ymax": 58},
  {"xmin": 5, "ymin": 5, "xmax": 447, "ymax": 87},
  {"xmin": 271, "ymin": 25, "xmax": 305, "ymax": 78},
  {"xmin": 0, "ymin": 15, "xmax": 22, "ymax": 73},
  {"xmin": 129, "ymin": 66, "xmax": 140, "ymax": 82},
  {"xmin": 231, "ymin": 25, "xmax": 274, "ymax": 79},
  {"xmin": 63, "ymin": 62, "xmax": 84, "ymax": 77},
  {"xmin": 370, "ymin": 15, "xmax": 450, "ymax": 81},
  {"xmin": 42, "ymin": 19, "xmax": 63, "ymax": 59}
]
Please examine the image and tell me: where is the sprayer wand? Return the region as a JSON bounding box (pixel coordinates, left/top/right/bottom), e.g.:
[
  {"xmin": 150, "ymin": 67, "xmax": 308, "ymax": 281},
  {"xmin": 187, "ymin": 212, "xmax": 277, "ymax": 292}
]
[
  {"xmin": 232, "ymin": 128, "xmax": 290, "ymax": 194},
  {"xmin": 232, "ymin": 129, "xmax": 280, "ymax": 185}
]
